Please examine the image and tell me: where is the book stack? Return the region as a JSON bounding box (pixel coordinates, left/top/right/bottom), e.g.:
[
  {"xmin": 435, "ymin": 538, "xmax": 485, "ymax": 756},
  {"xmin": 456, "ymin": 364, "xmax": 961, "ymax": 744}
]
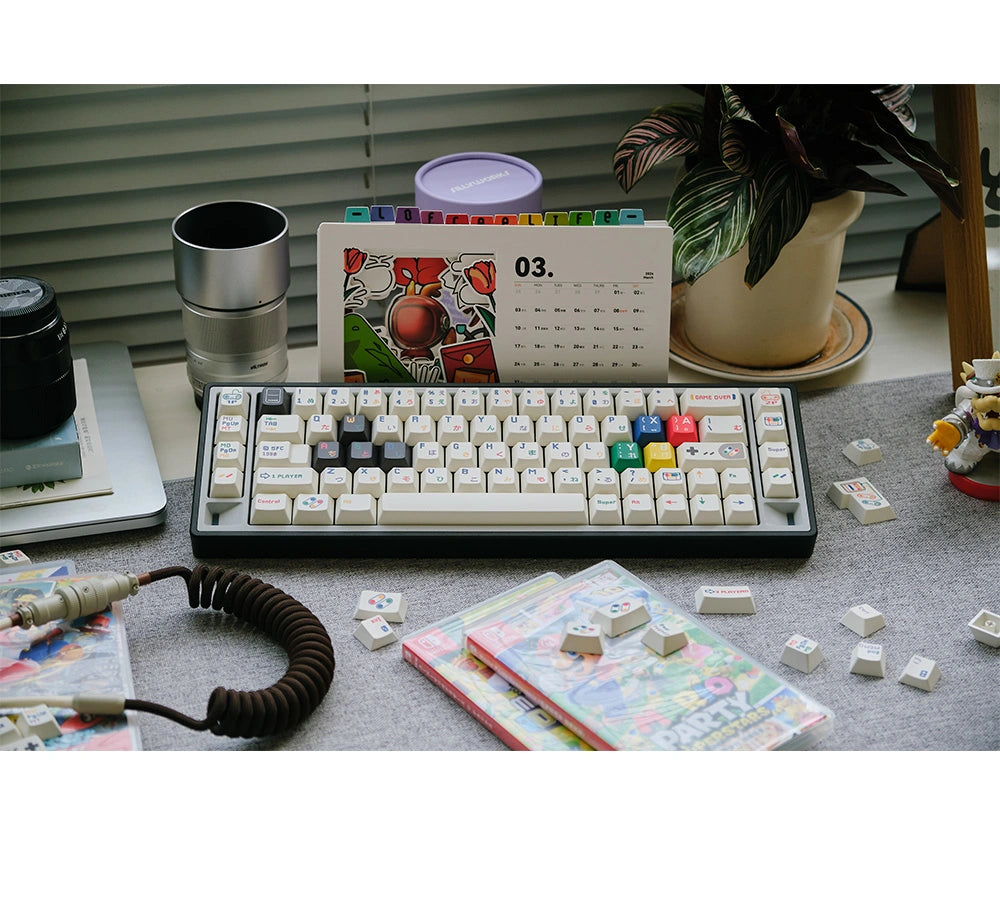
[{"xmin": 403, "ymin": 560, "xmax": 833, "ymax": 751}]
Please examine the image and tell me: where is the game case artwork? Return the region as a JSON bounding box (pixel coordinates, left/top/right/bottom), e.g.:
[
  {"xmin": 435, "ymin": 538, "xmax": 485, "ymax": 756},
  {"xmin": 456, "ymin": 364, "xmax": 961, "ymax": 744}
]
[
  {"xmin": 465, "ymin": 561, "xmax": 834, "ymax": 751},
  {"xmin": 0, "ymin": 562, "xmax": 141, "ymax": 750},
  {"xmin": 342, "ymin": 247, "xmax": 500, "ymax": 383}
]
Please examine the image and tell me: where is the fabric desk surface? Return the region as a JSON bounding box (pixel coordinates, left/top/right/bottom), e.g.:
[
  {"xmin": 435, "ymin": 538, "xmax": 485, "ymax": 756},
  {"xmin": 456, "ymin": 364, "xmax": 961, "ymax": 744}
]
[{"xmin": 21, "ymin": 372, "xmax": 999, "ymax": 750}]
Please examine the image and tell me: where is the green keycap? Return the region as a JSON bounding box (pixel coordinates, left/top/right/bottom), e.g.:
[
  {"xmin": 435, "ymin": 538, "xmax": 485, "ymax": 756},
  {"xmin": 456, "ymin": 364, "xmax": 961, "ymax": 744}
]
[{"xmin": 610, "ymin": 441, "xmax": 642, "ymax": 472}]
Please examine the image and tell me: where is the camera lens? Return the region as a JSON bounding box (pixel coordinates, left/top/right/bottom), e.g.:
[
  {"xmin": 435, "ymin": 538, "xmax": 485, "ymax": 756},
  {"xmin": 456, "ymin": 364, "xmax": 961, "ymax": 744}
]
[
  {"xmin": 0, "ymin": 275, "xmax": 76, "ymax": 439},
  {"xmin": 172, "ymin": 201, "xmax": 290, "ymax": 406}
]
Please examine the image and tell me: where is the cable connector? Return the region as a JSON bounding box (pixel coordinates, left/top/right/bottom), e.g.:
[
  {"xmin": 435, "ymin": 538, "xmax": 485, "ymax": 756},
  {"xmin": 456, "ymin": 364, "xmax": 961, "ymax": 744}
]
[{"xmin": 12, "ymin": 572, "xmax": 140, "ymax": 629}]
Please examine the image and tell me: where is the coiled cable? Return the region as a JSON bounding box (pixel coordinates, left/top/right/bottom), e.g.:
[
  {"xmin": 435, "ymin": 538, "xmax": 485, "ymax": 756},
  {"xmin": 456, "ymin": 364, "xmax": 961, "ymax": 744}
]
[{"xmin": 123, "ymin": 565, "xmax": 336, "ymax": 738}]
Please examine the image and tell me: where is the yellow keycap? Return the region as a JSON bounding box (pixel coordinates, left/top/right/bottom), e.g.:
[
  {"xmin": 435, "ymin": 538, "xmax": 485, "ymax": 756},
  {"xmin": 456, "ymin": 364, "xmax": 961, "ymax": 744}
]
[{"xmin": 642, "ymin": 442, "xmax": 676, "ymax": 471}]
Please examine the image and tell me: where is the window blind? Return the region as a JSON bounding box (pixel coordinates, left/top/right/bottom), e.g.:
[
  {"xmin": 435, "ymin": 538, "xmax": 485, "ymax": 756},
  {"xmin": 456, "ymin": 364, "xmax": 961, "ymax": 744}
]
[{"xmin": 0, "ymin": 83, "xmax": 940, "ymax": 365}]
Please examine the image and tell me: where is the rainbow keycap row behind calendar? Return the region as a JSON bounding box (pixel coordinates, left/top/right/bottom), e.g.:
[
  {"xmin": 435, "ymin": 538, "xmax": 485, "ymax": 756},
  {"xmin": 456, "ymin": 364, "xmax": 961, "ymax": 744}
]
[{"xmin": 344, "ymin": 206, "xmax": 647, "ymax": 226}]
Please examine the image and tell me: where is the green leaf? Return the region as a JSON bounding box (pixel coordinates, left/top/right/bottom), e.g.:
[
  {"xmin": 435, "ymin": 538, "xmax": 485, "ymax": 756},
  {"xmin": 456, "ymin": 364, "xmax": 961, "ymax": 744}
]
[
  {"xmin": 667, "ymin": 162, "xmax": 754, "ymax": 283},
  {"xmin": 613, "ymin": 104, "xmax": 702, "ymax": 192},
  {"xmin": 744, "ymin": 157, "xmax": 813, "ymax": 287}
]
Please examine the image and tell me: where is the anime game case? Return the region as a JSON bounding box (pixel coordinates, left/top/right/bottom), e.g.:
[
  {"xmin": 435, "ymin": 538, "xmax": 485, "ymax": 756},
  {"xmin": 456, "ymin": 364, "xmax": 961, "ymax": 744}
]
[
  {"xmin": 0, "ymin": 561, "xmax": 142, "ymax": 750},
  {"xmin": 401, "ymin": 573, "xmax": 592, "ymax": 750},
  {"xmin": 464, "ymin": 561, "xmax": 834, "ymax": 751}
]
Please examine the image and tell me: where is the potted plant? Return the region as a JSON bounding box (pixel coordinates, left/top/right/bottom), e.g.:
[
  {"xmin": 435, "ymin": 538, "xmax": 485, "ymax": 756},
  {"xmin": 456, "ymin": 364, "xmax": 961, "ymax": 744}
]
[{"xmin": 614, "ymin": 85, "xmax": 963, "ymax": 367}]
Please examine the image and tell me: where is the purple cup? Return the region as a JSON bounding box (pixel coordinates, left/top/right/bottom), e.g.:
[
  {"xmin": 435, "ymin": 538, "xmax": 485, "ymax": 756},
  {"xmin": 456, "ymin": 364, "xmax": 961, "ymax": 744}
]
[{"xmin": 414, "ymin": 152, "xmax": 543, "ymax": 216}]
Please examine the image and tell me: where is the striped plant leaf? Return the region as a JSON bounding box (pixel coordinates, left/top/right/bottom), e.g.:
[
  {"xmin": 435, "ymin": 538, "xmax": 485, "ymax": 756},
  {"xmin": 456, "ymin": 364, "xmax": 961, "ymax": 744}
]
[
  {"xmin": 614, "ymin": 104, "xmax": 702, "ymax": 192},
  {"xmin": 744, "ymin": 156, "xmax": 812, "ymax": 287},
  {"xmin": 667, "ymin": 162, "xmax": 754, "ymax": 283}
]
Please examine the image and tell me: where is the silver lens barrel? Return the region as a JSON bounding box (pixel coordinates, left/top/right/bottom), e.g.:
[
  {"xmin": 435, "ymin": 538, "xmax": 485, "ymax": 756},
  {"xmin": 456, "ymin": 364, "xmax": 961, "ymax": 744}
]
[{"xmin": 171, "ymin": 200, "xmax": 290, "ymax": 404}]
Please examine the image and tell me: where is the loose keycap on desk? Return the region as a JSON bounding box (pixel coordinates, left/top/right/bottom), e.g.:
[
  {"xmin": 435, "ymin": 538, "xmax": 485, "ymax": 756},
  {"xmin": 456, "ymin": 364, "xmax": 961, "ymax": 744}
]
[{"xmin": 190, "ymin": 382, "xmax": 816, "ymax": 559}]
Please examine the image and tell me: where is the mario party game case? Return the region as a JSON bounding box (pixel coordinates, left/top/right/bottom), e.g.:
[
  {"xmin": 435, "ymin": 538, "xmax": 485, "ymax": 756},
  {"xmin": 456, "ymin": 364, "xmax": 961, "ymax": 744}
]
[
  {"xmin": 464, "ymin": 560, "xmax": 833, "ymax": 751},
  {"xmin": 317, "ymin": 214, "xmax": 673, "ymax": 384}
]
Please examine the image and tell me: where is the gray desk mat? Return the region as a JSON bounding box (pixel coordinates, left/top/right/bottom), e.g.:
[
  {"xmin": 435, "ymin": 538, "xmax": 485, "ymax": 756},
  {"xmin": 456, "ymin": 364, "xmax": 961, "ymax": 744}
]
[{"xmin": 23, "ymin": 372, "xmax": 999, "ymax": 750}]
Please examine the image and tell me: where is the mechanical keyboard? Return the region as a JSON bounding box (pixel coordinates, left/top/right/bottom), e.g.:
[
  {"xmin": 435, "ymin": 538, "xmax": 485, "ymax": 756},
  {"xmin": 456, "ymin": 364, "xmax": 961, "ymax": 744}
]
[{"xmin": 190, "ymin": 382, "xmax": 817, "ymax": 558}]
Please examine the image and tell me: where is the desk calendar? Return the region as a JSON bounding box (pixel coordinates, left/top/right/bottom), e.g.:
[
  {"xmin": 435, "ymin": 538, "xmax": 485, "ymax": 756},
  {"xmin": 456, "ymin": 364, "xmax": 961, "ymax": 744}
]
[{"xmin": 317, "ymin": 209, "xmax": 673, "ymax": 384}]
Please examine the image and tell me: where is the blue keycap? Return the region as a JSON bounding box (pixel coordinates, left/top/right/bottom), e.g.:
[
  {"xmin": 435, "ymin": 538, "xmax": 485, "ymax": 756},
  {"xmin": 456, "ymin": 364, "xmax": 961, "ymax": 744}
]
[
  {"xmin": 632, "ymin": 415, "xmax": 664, "ymax": 447},
  {"xmin": 619, "ymin": 208, "xmax": 645, "ymax": 225},
  {"xmin": 371, "ymin": 205, "xmax": 395, "ymax": 222}
]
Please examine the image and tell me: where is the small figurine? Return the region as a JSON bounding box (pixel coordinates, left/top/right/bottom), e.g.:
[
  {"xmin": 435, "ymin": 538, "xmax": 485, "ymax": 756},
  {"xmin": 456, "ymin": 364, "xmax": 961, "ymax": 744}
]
[{"xmin": 926, "ymin": 351, "xmax": 1000, "ymax": 500}]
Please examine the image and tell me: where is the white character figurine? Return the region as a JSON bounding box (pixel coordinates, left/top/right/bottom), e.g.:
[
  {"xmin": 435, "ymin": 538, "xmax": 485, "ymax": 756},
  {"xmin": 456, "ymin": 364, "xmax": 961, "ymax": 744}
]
[{"xmin": 927, "ymin": 351, "xmax": 1000, "ymax": 477}]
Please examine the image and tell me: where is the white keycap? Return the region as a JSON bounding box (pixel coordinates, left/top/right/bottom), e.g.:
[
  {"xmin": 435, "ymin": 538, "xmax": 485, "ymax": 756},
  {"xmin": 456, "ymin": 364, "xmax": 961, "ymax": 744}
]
[
  {"xmin": 354, "ymin": 590, "xmax": 407, "ymax": 623},
  {"xmin": 614, "ymin": 388, "xmax": 646, "ymax": 418},
  {"xmin": 698, "ymin": 415, "xmax": 747, "ymax": 443},
  {"xmin": 720, "ymin": 467, "xmax": 753, "ymax": 497},
  {"xmin": 781, "ymin": 634, "xmax": 824, "ymax": 673},
  {"xmin": 849, "ymin": 642, "xmax": 886, "ymax": 678},
  {"xmin": 0, "ymin": 550, "xmax": 30, "ymax": 567},
  {"xmin": 372, "ymin": 414, "xmax": 403, "ymax": 445},
  {"xmin": 320, "ymin": 467, "xmax": 352, "ymax": 498},
  {"xmin": 752, "ymin": 388, "xmax": 784, "ymax": 418},
  {"xmin": 968, "ymin": 609, "xmax": 1000, "ymax": 647},
  {"xmin": 587, "ymin": 467, "xmax": 620, "ymax": 496},
  {"xmin": 623, "ymin": 494, "xmax": 656, "ymax": 525},
  {"xmin": 545, "ymin": 442, "xmax": 576, "ymax": 472},
  {"xmin": 210, "ymin": 467, "xmax": 243, "ymax": 498},
  {"xmin": 420, "ymin": 468, "xmax": 451, "ymax": 492},
  {"xmin": 840, "ymin": 604, "xmax": 886, "ymax": 637},
  {"xmin": 437, "ymin": 414, "xmax": 468, "ymax": 442},
  {"xmin": 552, "ymin": 388, "xmax": 581, "ymax": 416},
  {"xmin": 898, "ymin": 654, "xmax": 940, "ymax": 691},
  {"xmin": 478, "ymin": 441, "xmax": 509, "ymax": 469},
  {"xmin": 647, "ymin": 388, "xmax": 678, "ymax": 420},
  {"xmin": 689, "ymin": 493, "xmax": 724, "ymax": 525},
  {"xmin": 568, "ymin": 415, "xmax": 599, "ymax": 445},
  {"xmin": 335, "ymin": 493, "xmax": 378, "ymax": 525},
  {"xmin": 686, "ymin": 467, "xmax": 719, "ymax": 496},
  {"xmin": 559, "ymin": 621, "xmax": 605, "ymax": 655},
  {"xmin": 487, "ymin": 467, "xmax": 518, "ymax": 492},
  {"xmin": 389, "ymin": 387, "xmax": 418, "ymax": 416},
  {"xmin": 413, "ymin": 441, "xmax": 443, "ymax": 471},
  {"xmin": 653, "ymin": 469, "xmax": 686, "ymax": 496},
  {"xmin": 535, "ymin": 414, "xmax": 567, "ymax": 445},
  {"xmin": 470, "ymin": 414, "xmax": 501, "ymax": 445},
  {"xmin": 215, "ymin": 414, "xmax": 248, "ymax": 443},
  {"xmin": 254, "ymin": 467, "xmax": 318, "ymax": 496},
  {"xmin": 601, "ymin": 415, "xmax": 632, "ymax": 444},
  {"xmin": 591, "ymin": 596, "xmax": 651, "ymax": 636},
  {"xmin": 304, "ymin": 413, "xmax": 336, "ymax": 445},
  {"xmin": 518, "ymin": 387, "xmax": 549, "ymax": 419},
  {"xmin": 621, "ymin": 467, "xmax": 654, "ymax": 497},
  {"xmin": 455, "ymin": 387, "xmax": 485, "ymax": 416},
  {"xmin": 496, "ymin": 415, "xmax": 528, "ymax": 445},
  {"xmin": 421, "ymin": 387, "xmax": 451, "ymax": 419},
  {"xmin": 255, "ymin": 442, "xmax": 309, "ymax": 469},
  {"xmin": 353, "ymin": 467, "xmax": 385, "ymax": 497},
  {"xmin": 762, "ymin": 467, "xmax": 797, "ymax": 498},
  {"xmin": 554, "ymin": 467, "xmax": 586, "ymax": 495},
  {"xmin": 679, "ymin": 388, "xmax": 743, "ymax": 418},
  {"xmin": 15, "ymin": 706, "xmax": 62, "ymax": 741},
  {"xmin": 758, "ymin": 442, "xmax": 791, "ymax": 470},
  {"xmin": 292, "ymin": 387, "xmax": 320, "ymax": 418},
  {"xmin": 656, "ymin": 494, "xmax": 690, "ymax": 524},
  {"xmin": 455, "ymin": 467, "xmax": 486, "ymax": 492},
  {"xmin": 511, "ymin": 442, "xmax": 542, "ymax": 471},
  {"xmin": 583, "ymin": 388, "xmax": 614, "ymax": 419},
  {"xmin": 356, "ymin": 387, "xmax": 386, "ymax": 418},
  {"xmin": 588, "ymin": 494, "xmax": 622, "ymax": 525},
  {"xmin": 577, "ymin": 441, "xmax": 608, "ymax": 473},
  {"xmin": 292, "ymin": 494, "xmax": 335, "ymax": 525},
  {"xmin": 828, "ymin": 479, "xmax": 896, "ymax": 524},
  {"xmin": 755, "ymin": 413, "xmax": 788, "ymax": 444},
  {"xmin": 324, "ymin": 387, "xmax": 354, "ymax": 418},
  {"xmin": 354, "ymin": 614, "xmax": 397, "ymax": 650},
  {"xmin": 378, "ymin": 493, "xmax": 588, "ymax": 525},
  {"xmin": 486, "ymin": 387, "xmax": 516, "ymax": 417},
  {"xmin": 213, "ymin": 441, "xmax": 246, "ymax": 471},
  {"xmin": 723, "ymin": 493, "xmax": 757, "ymax": 525},
  {"xmin": 257, "ymin": 414, "xmax": 304, "ymax": 443},
  {"xmin": 520, "ymin": 467, "xmax": 552, "ymax": 493},
  {"xmin": 404, "ymin": 414, "xmax": 434, "ymax": 445},
  {"xmin": 642, "ymin": 621, "xmax": 688, "ymax": 656},
  {"xmin": 677, "ymin": 442, "xmax": 750, "ymax": 472},
  {"xmin": 386, "ymin": 467, "xmax": 418, "ymax": 493},
  {"xmin": 843, "ymin": 438, "xmax": 882, "ymax": 466},
  {"xmin": 251, "ymin": 493, "xmax": 292, "ymax": 524},
  {"xmin": 216, "ymin": 387, "xmax": 250, "ymax": 418},
  {"xmin": 446, "ymin": 441, "xmax": 476, "ymax": 471},
  {"xmin": 695, "ymin": 585, "xmax": 757, "ymax": 614},
  {"xmin": 0, "ymin": 716, "xmax": 21, "ymax": 746}
]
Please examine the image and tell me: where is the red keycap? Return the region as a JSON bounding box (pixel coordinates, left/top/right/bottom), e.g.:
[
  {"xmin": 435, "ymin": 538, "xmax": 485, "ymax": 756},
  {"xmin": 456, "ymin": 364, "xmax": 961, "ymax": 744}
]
[{"xmin": 666, "ymin": 414, "xmax": 697, "ymax": 446}]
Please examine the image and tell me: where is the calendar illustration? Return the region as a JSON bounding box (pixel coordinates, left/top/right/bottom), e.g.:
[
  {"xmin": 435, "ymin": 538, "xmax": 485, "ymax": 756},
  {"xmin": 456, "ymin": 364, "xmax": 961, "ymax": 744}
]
[{"xmin": 317, "ymin": 214, "xmax": 673, "ymax": 384}]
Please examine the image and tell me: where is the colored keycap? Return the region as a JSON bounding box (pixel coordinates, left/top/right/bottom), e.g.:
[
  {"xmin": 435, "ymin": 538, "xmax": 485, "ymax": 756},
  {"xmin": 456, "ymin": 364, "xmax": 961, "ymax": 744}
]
[
  {"xmin": 568, "ymin": 210, "xmax": 594, "ymax": 226},
  {"xmin": 619, "ymin": 208, "xmax": 644, "ymax": 225},
  {"xmin": 420, "ymin": 210, "xmax": 444, "ymax": 223},
  {"xmin": 470, "ymin": 215, "xmax": 495, "ymax": 224},
  {"xmin": 395, "ymin": 206, "xmax": 420, "ymax": 223},
  {"xmin": 494, "ymin": 214, "xmax": 518, "ymax": 225},
  {"xmin": 632, "ymin": 415, "xmax": 664, "ymax": 447},
  {"xmin": 610, "ymin": 441, "xmax": 643, "ymax": 472},
  {"xmin": 445, "ymin": 213, "xmax": 470, "ymax": 224},
  {"xmin": 518, "ymin": 213, "xmax": 543, "ymax": 225},
  {"xmin": 643, "ymin": 442, "xmax": 677, "ymax": 472},
  {"xmin": 594, "ymin": 209, "xmax": 620, "ymax": 225},
  {"xmin": 370, "ymin": 205, "xmax": 394, "ymax": 222},
  {"xmin": 544, "ymin": 211, "xmax": 570, "ymax": 225},
  {"xmin": 667, "ymin": 414, "xmax": 698, "ymax": 446},
  {"xmin": 345, "ymin": 206, "xmax": 371, "ymax": 222}
]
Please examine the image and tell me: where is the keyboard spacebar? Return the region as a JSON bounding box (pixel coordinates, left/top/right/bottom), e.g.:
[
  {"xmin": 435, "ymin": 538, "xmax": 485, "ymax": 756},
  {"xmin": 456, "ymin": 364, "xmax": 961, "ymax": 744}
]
[{"xmin": 379, "ymin": 493, "xmax": 588, "ymax": 525}]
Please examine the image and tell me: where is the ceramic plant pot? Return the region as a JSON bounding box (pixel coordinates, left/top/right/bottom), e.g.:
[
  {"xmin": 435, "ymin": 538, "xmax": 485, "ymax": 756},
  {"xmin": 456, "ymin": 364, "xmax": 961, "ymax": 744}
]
[{"xmin": 683, "ymin": 190, "xmax": 865, "ymax": 368}]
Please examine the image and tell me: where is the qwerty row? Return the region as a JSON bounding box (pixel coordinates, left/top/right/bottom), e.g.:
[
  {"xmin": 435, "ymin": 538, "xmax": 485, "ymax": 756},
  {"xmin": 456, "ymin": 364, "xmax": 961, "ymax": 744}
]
[{"xmin": 191, "ymin": 383, "xmax": 817, "ymax": 559}]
